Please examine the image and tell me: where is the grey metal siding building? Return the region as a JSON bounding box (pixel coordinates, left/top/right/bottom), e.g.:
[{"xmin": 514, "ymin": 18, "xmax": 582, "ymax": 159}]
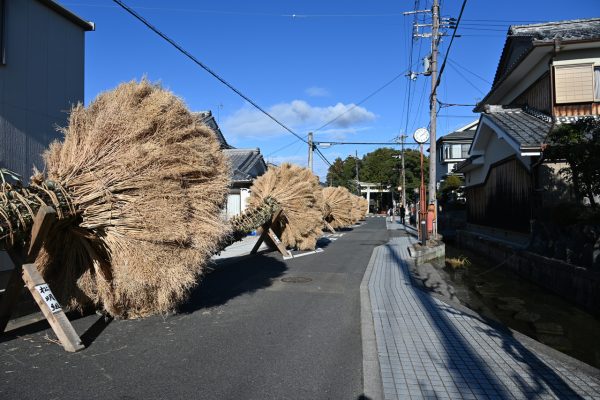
[{"xmin": 0, "ymin": 0, "xmax": 93, "ymax": 179}]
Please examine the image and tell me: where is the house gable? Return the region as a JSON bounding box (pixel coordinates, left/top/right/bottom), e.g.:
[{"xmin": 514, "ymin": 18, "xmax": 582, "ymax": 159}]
[{"xmin": 475, "ymin": 18, "xmax": 600, "ymax": 113}]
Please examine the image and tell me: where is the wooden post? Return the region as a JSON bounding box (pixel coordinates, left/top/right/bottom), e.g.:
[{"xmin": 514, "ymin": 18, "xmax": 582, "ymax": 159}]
[
  {"xmin": 0, "ymin": 206, "xmax": 84, "ymax": 352},
  {"xmin": 21, "ymin": 263, "xmax": 84, "ymax": 352},
  {"xmin": 250, "ymin": 210, "xmax": 292, "ymax": 258},
  {"xmin": 324, "ymin": 221, "xmax": 336, "ymax": 234}
]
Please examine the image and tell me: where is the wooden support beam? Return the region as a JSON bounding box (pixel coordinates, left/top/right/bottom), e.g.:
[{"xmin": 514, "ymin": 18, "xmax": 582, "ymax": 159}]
[
  {"xmin": 21, "ymin": 263, "xmax": 84, "ymax": 352},
  {"xmin": 324, "ymin": 221, "xmax": 336, "ymax": 234},
  {"xmin": 26, "ymin": 206, "xmax": 56, "ymax": 262},
  {"xmin": 250, "ymin": 210, "xmax": 292, "ymax": 258},
  {"xmin": 0, "ymin": 206, "xmax": 84, "ymax": 352}
]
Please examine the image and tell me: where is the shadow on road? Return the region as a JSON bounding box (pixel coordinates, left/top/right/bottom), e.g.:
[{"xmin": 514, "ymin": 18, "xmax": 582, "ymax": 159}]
[
  {"xmin": 386, "ymin": 243, "xmax": 583, "ymax": 399},
  {"xmin": 179, "ymin": 253, "xmax": 287, "ymax": 313}
]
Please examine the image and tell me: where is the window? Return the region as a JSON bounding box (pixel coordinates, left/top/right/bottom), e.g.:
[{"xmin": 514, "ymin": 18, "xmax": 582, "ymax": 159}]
[
  {"xmin": 554, "ymin": 64, "xmax": 595, "ymax": 104},
  {"xmin": 443, "ymin": 143, "xmax": 469, "ymax": 160},
  {"xmin": 595, "ymin": 66, "xmax": 600, "ymax": 100},
  {"xmin": 461, "ymin": 143, "xmax": 470, "ymax": 158}
]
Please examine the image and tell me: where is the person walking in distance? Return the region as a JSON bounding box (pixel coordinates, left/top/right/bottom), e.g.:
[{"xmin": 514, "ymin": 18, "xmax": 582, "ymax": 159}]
[{"xmin": 400, "ymin": 204, "xmax": 406, "ymax": 225}]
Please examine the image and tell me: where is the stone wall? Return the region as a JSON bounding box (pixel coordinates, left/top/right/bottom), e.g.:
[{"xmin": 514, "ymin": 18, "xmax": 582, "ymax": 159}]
[{"xmin": 457, "ymin": 230, "xmax": 600, "ymax": 318}]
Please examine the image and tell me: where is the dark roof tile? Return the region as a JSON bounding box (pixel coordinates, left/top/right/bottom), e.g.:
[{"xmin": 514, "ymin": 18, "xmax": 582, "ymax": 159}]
[
  {"xmin": 483, "ymin": 107, "xmax": 552, "ymax": 148},
  {"xmin": 223, "ymin": 148, "xmax": 267, "ymax": 183}
]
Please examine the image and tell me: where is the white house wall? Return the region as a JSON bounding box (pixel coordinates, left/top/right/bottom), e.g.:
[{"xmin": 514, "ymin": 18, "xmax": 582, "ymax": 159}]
[
  {"xmin": 553, "ymin": 48, "xmax": 600, "ymax": 66},
  {"xmin": 0, "ymin": 0, "xmax": 86, "ymax": 179},
  {"xmin": 465, "ymin": 127, "xmax": 526, "ymax": 187}
]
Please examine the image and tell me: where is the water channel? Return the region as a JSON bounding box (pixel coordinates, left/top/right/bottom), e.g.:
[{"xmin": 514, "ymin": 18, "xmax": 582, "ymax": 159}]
[{"xmin": 437, "ymin": 243, "xmax": 600, "ymax": 369}]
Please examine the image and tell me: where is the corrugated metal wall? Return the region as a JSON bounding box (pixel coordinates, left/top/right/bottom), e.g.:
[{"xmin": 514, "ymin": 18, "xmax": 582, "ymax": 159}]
[
  {"xmin": 466, "ymin": 157, "xmax": 532, "ymax": 233},
  {"xmin": 0, "ymin": 0, "xmax": 85, "ymax": 179}
]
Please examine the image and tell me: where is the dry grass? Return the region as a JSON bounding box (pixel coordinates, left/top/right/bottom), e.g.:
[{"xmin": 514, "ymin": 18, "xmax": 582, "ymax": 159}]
[
  {"xmin": 349, "ymin": 194, "xmax": 363, "ymax": 224},
  {"xmin": 446, "ymin": 256, "xmax": 471, "ymax": 269},
  {"xmin": 321, "ymin": 186, "xmax": 354, "ymax": 229},
  {"xmin": 358, "ymin": 197, "xmax": 369, "ymax": 219},
  {"xmin": 37, "ymin": 80, "xmax": 230, "ymax": 318},
  {"xmin": 247, "ymin": 163, "xmax": 323, "ymax": 250}
]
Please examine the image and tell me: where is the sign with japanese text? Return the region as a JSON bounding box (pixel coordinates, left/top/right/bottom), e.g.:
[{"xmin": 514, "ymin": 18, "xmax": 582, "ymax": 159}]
[{"xmin": 34, "ymin": 284, "xmax": 62, "ymax": 314}]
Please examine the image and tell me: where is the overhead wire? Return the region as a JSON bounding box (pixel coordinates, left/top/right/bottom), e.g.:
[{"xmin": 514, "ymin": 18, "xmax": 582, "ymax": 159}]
[
  {"xmin": 112, "ymin": 0, "xmax": 308, "ymax": 145},
  {"xmin": 447, "ymin": 58, "xmax": 492, "ymax": 85},
  {"xmin": 447, "ymin": 62, "xmax": 485, "ymax": 94},
  {"xmin": 403, "ymin": 0, "xmax": 420, "ymax": 137},
  {"xmin": 432, "ymin": 0, "xmax": 467, "ymax": 94},
  {"xmin": 312, "ymin": 69, "xmax": 407, "ymax": 133}
]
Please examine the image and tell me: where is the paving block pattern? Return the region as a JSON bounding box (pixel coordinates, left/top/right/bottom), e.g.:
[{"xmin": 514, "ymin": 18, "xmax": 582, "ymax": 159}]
[{"xmin": 369, "ymin": 236, "xmax": 600, "ymax": 400}]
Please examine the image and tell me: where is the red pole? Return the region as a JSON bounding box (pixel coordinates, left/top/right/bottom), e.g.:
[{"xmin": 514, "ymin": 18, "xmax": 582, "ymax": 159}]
[{"xmin": 419, "ymin": 144, "xmax": 428, "ymax": 243}]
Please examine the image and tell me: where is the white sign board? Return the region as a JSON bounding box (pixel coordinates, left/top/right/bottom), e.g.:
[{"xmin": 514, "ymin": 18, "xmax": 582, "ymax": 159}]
[{"xmin": 34, "ymin": 284, "xmax": 62, "ymax": 314}]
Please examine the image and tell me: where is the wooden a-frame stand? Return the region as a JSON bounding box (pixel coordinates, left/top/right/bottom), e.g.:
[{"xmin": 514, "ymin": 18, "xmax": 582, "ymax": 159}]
[
  {"xmin": 324, "ymin": 220, "xmax": 336, "ymax": 234},
  {"xmin": 0, "ymin": 206, "xmax": 84, "ymax": 352},
  {"xmin": 250, "ymin": 209, "xmax": 293, "ymax": 259}
]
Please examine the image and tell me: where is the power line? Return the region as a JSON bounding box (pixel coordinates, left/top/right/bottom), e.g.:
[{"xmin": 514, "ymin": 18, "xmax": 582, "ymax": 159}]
[
  {"xmin": 265, "ymin": 139, "xmax": 300, "ymax": 157},
  {"xmin": 316, "ymin": 141, "xmax": 421, "ymax": 146},
  {"xmin": 112, "ymin": 0, "xmax": 307, "ymax": 145},
  {"xmin": 403, "ymin": 0, "xmax": 419, "ymax": 136},
  {"xmin": 437, "ymin": 100, "xmax": 476, "ymax": 107},
  {"xmin": 312, "ymin": 69, "xmax": 407, "ymax": 133},
  {"xmin": 447, "ymin": 62, "xmax": 485, "ymax": 94},
  {"xmin": 314, "ymin": 147, "xmax": 333, "ymax": 167},
  {"xmin": 447, "ymin": 58, "xmax": 492, "ymax": 84},
  {"xmin": 433, "ymin": 0, "xmax": 467, "ymax": 94}
]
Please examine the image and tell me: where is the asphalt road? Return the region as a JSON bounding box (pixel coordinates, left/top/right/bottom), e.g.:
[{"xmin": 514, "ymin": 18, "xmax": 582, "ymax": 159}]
[{"xmin": 1, "ymin": 217, "xmax": 388, "ymax": 400}]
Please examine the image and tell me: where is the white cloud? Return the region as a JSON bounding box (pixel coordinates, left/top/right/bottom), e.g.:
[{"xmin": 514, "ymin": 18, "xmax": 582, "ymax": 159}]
[
  {"xmin": 222, "ymin": 100, "xmax": 376, "ymax": 139},
  {"xmin": 305, "ymin": 86, "xmax": 330, "ymax": 97},
  {"xmin": 266, "ymin": 154, "xmax": 307, "ymax": 166}
]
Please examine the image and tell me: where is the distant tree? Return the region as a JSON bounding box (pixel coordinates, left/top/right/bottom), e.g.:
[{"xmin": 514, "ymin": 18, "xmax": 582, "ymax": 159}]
[
  {"xmin": 360, "ymin": 148, "xmax": 399, "ymax": 187},
  {"xmin": 544, "ymin": 117, "xmax": 600, "ymax": 208},
  {"xmin": 326, "ymin": 156, "xmax": 360, "ymax": 192},
  {"xmin": 325, "ymin": 147, "xmax": 429, "ymax": 204}
]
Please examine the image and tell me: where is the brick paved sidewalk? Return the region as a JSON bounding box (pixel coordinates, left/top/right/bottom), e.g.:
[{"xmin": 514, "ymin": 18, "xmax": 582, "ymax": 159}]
[{"xmin": 367, "ymin": 234, "xmax": 600, "ymax": 400}]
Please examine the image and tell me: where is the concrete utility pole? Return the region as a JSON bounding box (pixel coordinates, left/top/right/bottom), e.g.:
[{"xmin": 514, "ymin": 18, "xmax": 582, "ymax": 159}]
[
  {"xmin": 307, "ymin": 132, "xmax": 314, "ymax": 171},
  {"xmin": 355, "ymin": 150, "xmax": 360, "ymax": 195},
  {"xmin": 404, "ymin": 1, "xmax": 440, "ymax": 236},
  {"xmin": 399, "ymin": 134, "xmax": 408, "ymax": 206},
  {"xmin": 429, "ymin": 0, "xmax": 440, "ymax": 237}
]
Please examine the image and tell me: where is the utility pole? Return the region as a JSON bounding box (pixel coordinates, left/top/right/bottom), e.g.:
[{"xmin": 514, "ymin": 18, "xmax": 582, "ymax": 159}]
[
  {"xmin": 404, "ymin": 0, "xmax": 441, "ymax": 237},
  {"xmin": 429, "ymin": 0, "xmax": 440, "ymax": 237},
  {"xmin": 308, "ymin": 132, "xmax": 314, "ymax": 171},
  {"xmin": 355, "ymin": 150, "xmax": 360, "ymax": 195},
  {"xmin": 399, "ymin": 134, "xmax": 408, "ymax": 206}
]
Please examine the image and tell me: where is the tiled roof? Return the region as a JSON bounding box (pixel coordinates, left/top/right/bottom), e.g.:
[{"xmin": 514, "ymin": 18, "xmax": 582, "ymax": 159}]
[
  {"xmin": 509, "ymin": 18, "xmax": 600, "ymax": 42},
  {"xmin": 455, "ymin": 155, "xmax": 482, "ymax": 173},
  {"xmin": 195, "ymin": 111, "xmax": 232, "ymax": 149},
  {"xmin": 223, "ymin": 148, "xmax": 266, "ymax": 182},
  {"xmin": 483, "ymin": 106, "xmax": 552, "ymax": 148},
  {"xmin": 482, "ymin": 18, "xmax": 600, "ymax": 107},
  {"xmin": 440, "ymin": 129, "xmax": 476, "ymax": 142}
]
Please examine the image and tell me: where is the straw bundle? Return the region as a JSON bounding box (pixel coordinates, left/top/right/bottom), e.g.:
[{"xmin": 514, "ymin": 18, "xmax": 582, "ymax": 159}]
[
  {"xmin": 358, "ymin": 197, "xmax": 369, "ymax": 219},
  {"xmin": 350, "ymin": 194, "xmax": 363, "ymax": 224},
  {"xmin": 247, "ymin": 163, "xmax": 323, "ymax": 250},
  {"xmin": 321, "ymin": 186, "xmax": 354, "ymax": 229},
  {"xmin": 5, "ymin": 80, "xmax": 230, "ymax": 318}
]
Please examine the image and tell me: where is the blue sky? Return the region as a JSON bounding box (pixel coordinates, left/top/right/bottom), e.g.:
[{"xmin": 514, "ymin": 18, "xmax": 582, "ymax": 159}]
[{"xmin": 63, "ymin": 0, "xmax": 599, "ymax": 180}]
